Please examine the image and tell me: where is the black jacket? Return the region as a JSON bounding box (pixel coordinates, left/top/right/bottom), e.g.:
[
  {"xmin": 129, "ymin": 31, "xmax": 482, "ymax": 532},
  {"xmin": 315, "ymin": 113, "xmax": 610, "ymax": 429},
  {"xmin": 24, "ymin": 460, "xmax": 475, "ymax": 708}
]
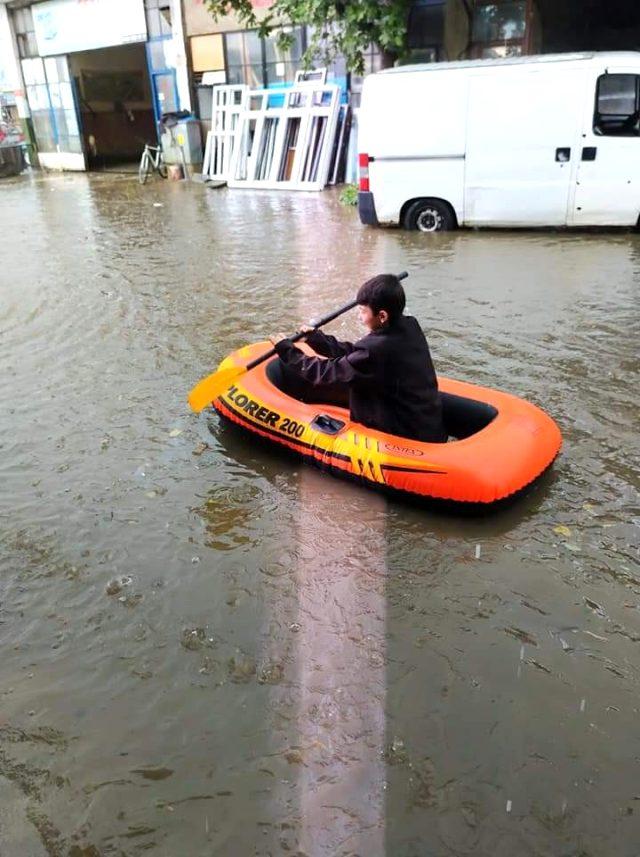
[{"xmin": 275, "ymin": 315, "xmax": 446, "ymax": 443}]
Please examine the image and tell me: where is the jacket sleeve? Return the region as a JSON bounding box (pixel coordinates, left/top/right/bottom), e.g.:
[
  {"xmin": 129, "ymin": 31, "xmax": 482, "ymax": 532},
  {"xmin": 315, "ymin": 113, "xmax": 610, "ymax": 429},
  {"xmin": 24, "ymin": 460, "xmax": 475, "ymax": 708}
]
[
  {"xmin": 275, "ymin": 339, "xmax": 373, "ymax": 386},
  {"xmin": 304, "ymin": 329, "xmax": 356, "ymax": 358}
]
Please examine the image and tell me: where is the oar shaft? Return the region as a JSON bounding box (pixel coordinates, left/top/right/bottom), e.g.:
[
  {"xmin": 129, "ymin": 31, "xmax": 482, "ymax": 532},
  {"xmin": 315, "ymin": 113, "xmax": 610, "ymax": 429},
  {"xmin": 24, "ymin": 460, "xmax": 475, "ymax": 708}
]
[
  {"xmin": 308, "ymin": 270, "xmax": 408, "ymax": 330},
  {"xmin": 245, "ymin": 346, "xmax": 277, "ymax": 370},
  {"xmin": 244, "ymin": 298, "xmax": 362, "ymax": 370},
  {"xmin": 244, "ymin": 270, "xmax": 408, "ymax": 372}
]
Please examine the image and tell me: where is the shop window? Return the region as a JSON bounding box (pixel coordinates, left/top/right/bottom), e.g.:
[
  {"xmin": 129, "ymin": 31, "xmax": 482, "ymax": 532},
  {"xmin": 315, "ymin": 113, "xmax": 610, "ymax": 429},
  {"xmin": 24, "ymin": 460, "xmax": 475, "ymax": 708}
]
[
  {"xmin": 148, "ymin": 39, "xmax": 175, "ymax": 71},
  {"xmin": 407, "ymin": 0, "xmax": 444, "ymax": 52},
  {"xmin": 191, "ymin": 34, "xmax": 225, "ymax": 74},
  {"xmin": 154, "ymin": 73, "xmax": 178, "ymax": 114},
  {"xmin": 22, "ymin": 58, "xmax": 53, "ymax": 149},
  {"xmin": 472, "ymin": 2, "xmax": 526, "ymax": 42},
  {"xmin": 223, "ymin": 26, "xmax": 307, "ymax": 89},
  {"xmin": 196, "ymin": 88, "xmax": 212, "ymax": 122},
  {"xmin": 470, "ymin": 1, "xmax": 530, "ymax": 58},
  {"xmin": 594, "ymin": 74, "xmax": 640, "ymax": 137},
  {"xmin": 327, "ymin": 55, "xmax": 347, "ymax": 81},
  {"xmin": 191, "ymin": 34, "xmax": 226, "ymax": 119},
  {"xmin": 225, "ymin": 30, "xmax": 264, "ymax": 88},
  {"xmin": 21, "ymin": 56, "xmax": 83, "ymax": 154},
  {"xmin": 264, "ymin": 27, "xmax": 304, "ymax": 86}
]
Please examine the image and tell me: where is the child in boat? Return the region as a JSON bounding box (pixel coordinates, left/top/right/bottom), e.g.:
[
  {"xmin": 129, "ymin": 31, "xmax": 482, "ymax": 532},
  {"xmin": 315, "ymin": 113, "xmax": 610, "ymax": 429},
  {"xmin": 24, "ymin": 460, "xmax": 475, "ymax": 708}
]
[{"xmin": 270, "ymin": 273, "xmax": 447, "ymax": 443}]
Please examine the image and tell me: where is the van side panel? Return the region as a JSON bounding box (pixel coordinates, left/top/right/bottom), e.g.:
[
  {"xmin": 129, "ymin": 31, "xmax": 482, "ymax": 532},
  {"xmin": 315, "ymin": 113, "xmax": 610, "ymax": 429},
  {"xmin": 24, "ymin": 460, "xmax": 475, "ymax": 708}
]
[
  {"xmin": 464, "ymin": 69, "xmax": 584, "ymax": 226},
  {"xmin": 359, "ymin": 72, "xmax": 468, "ymax": 224}
]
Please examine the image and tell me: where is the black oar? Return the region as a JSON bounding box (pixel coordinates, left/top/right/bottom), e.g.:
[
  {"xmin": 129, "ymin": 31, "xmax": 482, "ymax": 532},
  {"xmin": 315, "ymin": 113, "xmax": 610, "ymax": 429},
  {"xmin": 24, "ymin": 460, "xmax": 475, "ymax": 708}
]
[{"xmin": 188, "ymin": 271, "xmax": 408, "ymax": 412}]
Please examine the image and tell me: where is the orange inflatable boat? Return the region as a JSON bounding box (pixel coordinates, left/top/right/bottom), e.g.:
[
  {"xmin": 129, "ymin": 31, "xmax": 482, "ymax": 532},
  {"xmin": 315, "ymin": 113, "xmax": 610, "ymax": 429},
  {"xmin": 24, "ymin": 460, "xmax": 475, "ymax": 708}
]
[{"xmin": 212, "ymin": 341, "xmax": 562, "ymax": 505}]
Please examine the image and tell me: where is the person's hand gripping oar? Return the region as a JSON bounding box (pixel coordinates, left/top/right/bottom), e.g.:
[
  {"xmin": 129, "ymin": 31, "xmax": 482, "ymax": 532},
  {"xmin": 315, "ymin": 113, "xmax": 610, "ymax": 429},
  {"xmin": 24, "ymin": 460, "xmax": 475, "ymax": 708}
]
[{"xmin": 187, "ymin": 271, "xmax": 408, "ymax": 413}]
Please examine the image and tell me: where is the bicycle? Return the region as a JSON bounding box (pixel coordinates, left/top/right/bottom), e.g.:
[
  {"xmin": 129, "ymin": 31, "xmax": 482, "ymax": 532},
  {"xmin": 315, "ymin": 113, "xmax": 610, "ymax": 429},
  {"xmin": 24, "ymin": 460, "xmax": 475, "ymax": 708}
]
[{"xmin": 138, "ymin": 142, "xmax": 168, "ymax": 185}]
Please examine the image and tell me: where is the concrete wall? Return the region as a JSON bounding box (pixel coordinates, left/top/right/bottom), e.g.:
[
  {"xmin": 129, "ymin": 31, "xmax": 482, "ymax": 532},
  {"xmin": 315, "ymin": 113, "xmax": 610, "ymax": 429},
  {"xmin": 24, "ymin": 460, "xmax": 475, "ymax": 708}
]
[{"xmin": 184, "ymin": 0, "xmax": 273, "ymax": 37}]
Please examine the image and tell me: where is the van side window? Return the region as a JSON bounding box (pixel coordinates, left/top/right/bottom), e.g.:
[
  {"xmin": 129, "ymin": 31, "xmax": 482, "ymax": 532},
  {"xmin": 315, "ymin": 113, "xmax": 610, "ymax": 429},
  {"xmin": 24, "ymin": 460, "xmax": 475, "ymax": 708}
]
[{"xmin": 594, "ymin": 74, "xmax": 640, "ymax": 136}]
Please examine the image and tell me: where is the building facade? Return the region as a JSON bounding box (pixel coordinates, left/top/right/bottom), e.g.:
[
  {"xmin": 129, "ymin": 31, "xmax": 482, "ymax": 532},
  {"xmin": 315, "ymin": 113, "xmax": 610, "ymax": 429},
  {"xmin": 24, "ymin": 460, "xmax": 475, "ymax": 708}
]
[
  {"xmin": 0, "ymin": 0, "xmax": 192, "ymax": 169},
  {"xmin": 1, "ymin": 0, "xmax": 639, "ymax": 171}
]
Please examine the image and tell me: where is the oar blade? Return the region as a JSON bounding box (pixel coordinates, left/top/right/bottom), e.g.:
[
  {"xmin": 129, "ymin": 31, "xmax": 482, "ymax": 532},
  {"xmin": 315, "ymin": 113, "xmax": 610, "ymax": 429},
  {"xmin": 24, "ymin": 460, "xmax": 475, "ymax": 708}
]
[{"xmin": 188, "ymin": 365, "xmax": 245, "ymax": 413}]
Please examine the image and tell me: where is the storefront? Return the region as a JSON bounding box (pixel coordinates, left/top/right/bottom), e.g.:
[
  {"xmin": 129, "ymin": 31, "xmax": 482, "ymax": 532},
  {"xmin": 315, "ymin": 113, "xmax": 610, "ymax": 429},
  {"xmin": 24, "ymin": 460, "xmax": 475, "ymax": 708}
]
[
  {"xmin": 10, "ymin": 0, "xmax": 190, "ymax": 170},
  {"xmin": 183, "ymin": 0, "xmax": 351, "ymax": 123},
  {"xmin": 181, "ymin": 0, "xmax": 488, "ymax": 153}
]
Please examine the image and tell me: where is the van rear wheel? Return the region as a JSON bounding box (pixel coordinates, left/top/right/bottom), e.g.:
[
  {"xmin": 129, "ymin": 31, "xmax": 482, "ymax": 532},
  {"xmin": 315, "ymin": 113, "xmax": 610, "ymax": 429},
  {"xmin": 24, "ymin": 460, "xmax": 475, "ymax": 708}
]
[{"xmin": 403, "ymin": 199, "xmax": 455, "ymax": 232}]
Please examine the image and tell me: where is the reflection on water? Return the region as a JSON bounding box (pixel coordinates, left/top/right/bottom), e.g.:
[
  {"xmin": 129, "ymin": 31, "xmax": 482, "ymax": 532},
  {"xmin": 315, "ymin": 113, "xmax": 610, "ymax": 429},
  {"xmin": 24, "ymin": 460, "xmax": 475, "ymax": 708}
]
[{"xmin": 0, "ymin": 172, "xmax": 639, "ymax": 854}]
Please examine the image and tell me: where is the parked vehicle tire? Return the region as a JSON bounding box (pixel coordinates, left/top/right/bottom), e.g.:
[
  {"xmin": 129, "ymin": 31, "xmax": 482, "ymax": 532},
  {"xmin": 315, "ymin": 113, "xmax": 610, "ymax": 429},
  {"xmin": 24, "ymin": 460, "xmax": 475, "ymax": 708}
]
[
  {"xmin": 138, "ymin": 152, "xmax": 151, "ymax": 185},
  {"xmin": 158, "ymin": 160, "xmax": 168, "ymax": 179},
  {"xmin": 403, "ymin": 199, "xmax": 456, "ymax": 232}
]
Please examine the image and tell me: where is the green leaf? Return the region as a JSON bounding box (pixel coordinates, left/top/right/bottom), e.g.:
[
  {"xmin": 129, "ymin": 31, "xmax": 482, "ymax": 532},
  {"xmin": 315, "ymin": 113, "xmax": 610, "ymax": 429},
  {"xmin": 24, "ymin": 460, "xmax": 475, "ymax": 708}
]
[{"xmin": 204, "ymin": 0, "xmax": 412, "ymax": 73}]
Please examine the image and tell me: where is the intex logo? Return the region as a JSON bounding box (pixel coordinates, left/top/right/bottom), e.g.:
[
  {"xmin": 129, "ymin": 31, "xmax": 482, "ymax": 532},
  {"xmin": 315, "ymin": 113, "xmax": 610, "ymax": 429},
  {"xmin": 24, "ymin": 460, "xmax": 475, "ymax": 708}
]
[{"xmin": 384, "ymin": 443, "xmax": 424, "ymax": 456}]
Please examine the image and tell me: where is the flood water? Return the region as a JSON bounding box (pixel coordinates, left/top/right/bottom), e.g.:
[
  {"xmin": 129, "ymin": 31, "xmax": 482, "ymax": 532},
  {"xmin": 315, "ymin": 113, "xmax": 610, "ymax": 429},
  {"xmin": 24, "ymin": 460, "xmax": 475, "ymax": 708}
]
[{"xmin": 1, "ymin": 171, "xmax": 639, "ymax": 856}]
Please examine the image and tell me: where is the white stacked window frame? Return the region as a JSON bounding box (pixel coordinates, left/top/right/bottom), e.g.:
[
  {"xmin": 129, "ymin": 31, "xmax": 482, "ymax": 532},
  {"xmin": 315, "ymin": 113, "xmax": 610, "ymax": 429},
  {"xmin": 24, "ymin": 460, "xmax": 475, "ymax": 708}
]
[
  {"xmin": 202, "ymin": 84, "xmax": 248, "ymax": 181},
  {"xmin": 228, "ymin": 83, "xmax": 342, "ymax": 191}
]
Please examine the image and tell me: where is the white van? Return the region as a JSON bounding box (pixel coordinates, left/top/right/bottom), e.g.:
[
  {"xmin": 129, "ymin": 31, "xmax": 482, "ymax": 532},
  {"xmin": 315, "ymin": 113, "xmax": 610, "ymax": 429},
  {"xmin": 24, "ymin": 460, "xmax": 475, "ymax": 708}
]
[{"xmin": 357, "ymin": 52, "xmax": 640, "ymax": 231}]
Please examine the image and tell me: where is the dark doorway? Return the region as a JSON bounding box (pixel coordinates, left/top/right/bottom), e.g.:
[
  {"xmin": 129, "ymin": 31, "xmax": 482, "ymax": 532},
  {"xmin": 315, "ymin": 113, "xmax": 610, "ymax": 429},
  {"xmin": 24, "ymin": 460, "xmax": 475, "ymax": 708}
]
[{"xmin": 68, "ymin": 43, "xmax": 155, "ymax": 170}]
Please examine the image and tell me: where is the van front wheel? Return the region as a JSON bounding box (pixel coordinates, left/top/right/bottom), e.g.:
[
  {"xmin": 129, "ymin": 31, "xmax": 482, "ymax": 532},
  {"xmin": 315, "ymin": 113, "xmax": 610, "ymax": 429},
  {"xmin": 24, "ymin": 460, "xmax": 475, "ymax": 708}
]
[{"xmin": 403, "ymin": 199, "xmax": 455, "ymax": 232}]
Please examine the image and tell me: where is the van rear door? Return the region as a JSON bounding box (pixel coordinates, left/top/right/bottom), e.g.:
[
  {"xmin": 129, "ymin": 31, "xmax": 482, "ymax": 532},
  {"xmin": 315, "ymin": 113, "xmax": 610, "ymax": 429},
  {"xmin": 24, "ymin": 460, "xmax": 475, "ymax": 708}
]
[
  {"xmin": 359, "ymin": 70, "xmax": 467, "ymax": 225},
  {"xmin": 465, "ymin": 68, "xmax": 583, "ymax": 226},
  {"xmin": 569, "ymin": 68, "xmax": 640, "ymax": 226}
]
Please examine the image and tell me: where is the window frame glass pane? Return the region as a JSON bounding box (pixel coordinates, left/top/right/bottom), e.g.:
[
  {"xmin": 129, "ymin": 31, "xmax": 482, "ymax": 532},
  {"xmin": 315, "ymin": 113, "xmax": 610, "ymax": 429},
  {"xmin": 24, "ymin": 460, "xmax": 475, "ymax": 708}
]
[
  {"xmin": 265, "ymin": 60, "xmax": 300, "ymax": 85},
  {"xmin": 31, "ymin": 110, "xmax": 57, "ymax": 150},
  {"xmin": 65, "ymin": 107, "xmax": 79, "ymax": 136},
  {"xmin": 148, "ymin": 39, "xmax": 174, "ymax": 71},
  {"xmin": 44, "ymin": 57, "xmax": 60, "ymax": 83},
  {"xmin": 26, "ymin": 84, "xmax": 49, "ymax": 111},
  {"xmin": 244, "ymin": 30, "xmax": 263, "ymax": 66},
  {"xmin": 154, "ymin": 72, "xmax": 178, "ymax": 114},
  {"xmin": 60, "ymin": 81, "xmax": 75, "ymax": 110},
  {"xmin": 594, "ymin": 74, "xmax": 640, "ymax": 137},
  {"xmin": 264, "ymin": 26, "xmax": 304, "ymax": 64},
  {"xmin": 196, "ymin": 85, "xmax": 213, "ymax": 121},
  {"xmin": 48, "ymin": 83, "xmax": 63, "ymax": 108},
  {"xmin": 191, "ymin": 34, "xmax": 225, "ymax": 73},
  {"xmin": 23, "ymin": 57, "xmax": 46, "ymax": 85},
  {"xmin": 56, "ymin": 56, "xmax": 70, "ymax": 82},
  {"xmin": 472, "ymin": 2, "xmax": 527, "ymax": 43},
  {"xmin": 225, "ymin": 32, "xmax": 244, "ymax": 68}
]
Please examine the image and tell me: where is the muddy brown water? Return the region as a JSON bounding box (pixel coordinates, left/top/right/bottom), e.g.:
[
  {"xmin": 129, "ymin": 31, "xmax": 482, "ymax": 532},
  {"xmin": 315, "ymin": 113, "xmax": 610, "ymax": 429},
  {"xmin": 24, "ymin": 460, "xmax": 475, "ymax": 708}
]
[{"xmin": 0, "ymin": 172, "xmax": 639, "ymax": 856}]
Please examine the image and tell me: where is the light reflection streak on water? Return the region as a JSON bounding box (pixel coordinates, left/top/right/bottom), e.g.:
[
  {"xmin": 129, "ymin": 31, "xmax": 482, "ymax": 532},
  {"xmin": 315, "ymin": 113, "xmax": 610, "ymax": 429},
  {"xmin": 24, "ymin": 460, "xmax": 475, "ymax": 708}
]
[{"xmin": 295, "ymin": 475, "xmax": 387, "ymax": 854}]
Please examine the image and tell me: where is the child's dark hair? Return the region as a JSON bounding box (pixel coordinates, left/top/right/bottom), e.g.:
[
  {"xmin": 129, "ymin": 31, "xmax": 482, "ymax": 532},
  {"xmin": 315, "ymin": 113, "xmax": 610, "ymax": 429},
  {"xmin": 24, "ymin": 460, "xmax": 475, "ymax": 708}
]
[{"xmin": 356, "ymin": 274, "xmax": 406, "ymax": 321}]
